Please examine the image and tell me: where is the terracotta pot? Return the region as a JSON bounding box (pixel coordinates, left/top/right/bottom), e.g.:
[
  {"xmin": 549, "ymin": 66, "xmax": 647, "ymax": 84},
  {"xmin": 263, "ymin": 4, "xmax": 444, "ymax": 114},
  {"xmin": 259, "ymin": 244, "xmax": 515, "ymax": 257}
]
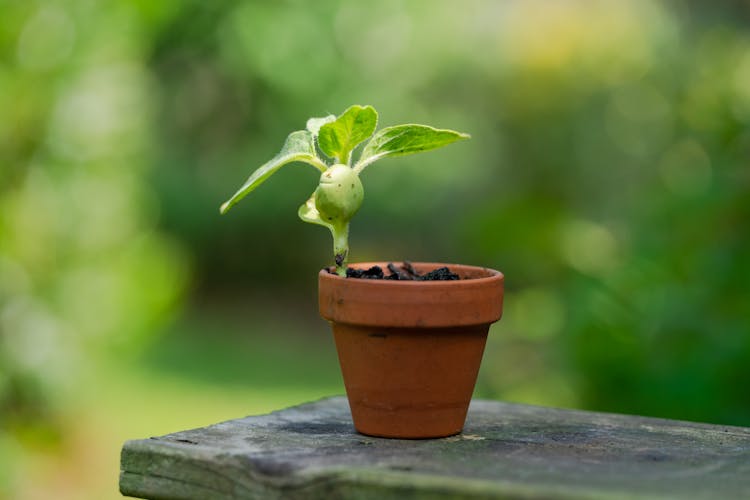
[{"xmin": 319, "ymin": 262, "xmax": 504, "ymax": 438}]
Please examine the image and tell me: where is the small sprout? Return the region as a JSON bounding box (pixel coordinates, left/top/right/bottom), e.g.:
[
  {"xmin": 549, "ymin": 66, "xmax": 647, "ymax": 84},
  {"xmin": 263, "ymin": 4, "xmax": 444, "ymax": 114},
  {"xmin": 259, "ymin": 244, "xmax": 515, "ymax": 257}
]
[
  {"xmin": 315, "ymin": 164, "xmax": 364, "ymax": 223},
  {"xmin": 220, "ymin": 105, "xmax": 469, "ymax": 277}
]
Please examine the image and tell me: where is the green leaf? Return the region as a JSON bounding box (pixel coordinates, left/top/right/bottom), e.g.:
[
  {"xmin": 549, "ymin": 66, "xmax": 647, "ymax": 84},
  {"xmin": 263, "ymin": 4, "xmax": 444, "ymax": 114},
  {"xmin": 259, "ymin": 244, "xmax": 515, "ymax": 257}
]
[
  {"xmin": 306, "ymin": 115, "xmax": 336, "ymax": 137},
  {"xmin": 297, "ymin": 190, "xmax": 332, "ymax": 229},
  {"xmin": 355, "ymin": 124, "xmax": 470, "ymax": 172},
  {"xmin": 318, "ymin": 105, "xmax": 378, "ymax": 164},
  {"xmin": 220, "ymin": 130, "xmax": 325, "ymax": 214}
]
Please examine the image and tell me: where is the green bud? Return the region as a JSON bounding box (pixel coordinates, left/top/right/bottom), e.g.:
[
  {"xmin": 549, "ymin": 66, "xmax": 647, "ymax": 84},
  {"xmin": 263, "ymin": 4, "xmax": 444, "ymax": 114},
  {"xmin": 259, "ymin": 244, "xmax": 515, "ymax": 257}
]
[{"xmin": 315, "ymin": 164, "xmax": 364, "ymax": 223}]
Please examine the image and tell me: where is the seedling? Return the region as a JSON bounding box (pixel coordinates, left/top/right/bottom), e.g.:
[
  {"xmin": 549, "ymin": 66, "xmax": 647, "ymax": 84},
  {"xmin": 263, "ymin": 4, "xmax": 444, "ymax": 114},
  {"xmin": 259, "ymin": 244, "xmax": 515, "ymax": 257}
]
[{"xmin": 220, "ymin": 105, "xmax": 469, "ymax": 276}]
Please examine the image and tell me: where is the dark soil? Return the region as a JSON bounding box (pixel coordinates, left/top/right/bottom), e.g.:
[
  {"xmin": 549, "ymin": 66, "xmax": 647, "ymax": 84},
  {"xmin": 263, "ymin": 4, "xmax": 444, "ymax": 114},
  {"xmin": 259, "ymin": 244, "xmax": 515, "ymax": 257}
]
[{"xmin": 342, "ymin": 261, "xmax": 460, "ymax": 281}]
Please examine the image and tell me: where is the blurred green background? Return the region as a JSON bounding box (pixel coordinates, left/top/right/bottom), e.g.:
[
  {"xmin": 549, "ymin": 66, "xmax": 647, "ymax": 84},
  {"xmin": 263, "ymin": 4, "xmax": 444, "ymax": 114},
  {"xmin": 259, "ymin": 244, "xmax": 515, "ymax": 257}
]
[{"xmin": 2, "ymin": 0, "xmax": 750, "ymax": 498}]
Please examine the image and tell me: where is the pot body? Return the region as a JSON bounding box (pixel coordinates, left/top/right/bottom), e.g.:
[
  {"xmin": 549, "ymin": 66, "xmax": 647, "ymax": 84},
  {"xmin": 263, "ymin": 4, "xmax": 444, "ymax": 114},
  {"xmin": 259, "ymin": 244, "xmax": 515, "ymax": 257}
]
[{"xmin": 319, "ymin": 262, "xmax": 504, "ymax": 438}]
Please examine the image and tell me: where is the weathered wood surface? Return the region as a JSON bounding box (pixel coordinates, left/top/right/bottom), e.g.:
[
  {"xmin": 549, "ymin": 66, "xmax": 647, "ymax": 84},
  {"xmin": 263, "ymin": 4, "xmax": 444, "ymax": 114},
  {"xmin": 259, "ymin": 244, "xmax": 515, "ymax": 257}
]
[{"xmin": 120, "ymin": 396, "xmax": 750, "ymax": 499}]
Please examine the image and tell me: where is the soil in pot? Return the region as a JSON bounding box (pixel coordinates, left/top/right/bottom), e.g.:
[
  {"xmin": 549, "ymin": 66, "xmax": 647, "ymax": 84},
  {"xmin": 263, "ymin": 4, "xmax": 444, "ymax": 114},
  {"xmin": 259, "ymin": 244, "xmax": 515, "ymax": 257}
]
[{"xmin": 342, "ymin": 261, "xmax": 461, "ymax": 281}]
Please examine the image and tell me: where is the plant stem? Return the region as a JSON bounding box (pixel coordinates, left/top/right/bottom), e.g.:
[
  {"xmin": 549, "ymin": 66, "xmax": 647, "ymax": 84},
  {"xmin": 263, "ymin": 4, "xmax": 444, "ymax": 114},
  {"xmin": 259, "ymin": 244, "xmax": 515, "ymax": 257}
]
[{"xmin": 331, "ymin": 222, "xmax": 350, "ymax": 277}]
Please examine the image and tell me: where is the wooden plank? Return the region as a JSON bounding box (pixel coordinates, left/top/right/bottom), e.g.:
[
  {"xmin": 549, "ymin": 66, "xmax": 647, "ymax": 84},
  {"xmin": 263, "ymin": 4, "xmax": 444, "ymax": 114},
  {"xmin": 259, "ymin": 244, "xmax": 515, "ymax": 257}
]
[{"xmin": 120, "ymin": 396, "xmax": 750, "ymax": 499}]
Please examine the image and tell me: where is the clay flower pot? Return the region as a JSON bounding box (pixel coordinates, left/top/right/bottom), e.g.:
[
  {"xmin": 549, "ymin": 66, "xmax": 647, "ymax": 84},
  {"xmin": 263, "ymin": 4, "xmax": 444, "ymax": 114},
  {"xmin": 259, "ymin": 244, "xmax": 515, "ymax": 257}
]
[{"xmin": 319, "ymin": 262, "xmax": 504, "ymax": 438}]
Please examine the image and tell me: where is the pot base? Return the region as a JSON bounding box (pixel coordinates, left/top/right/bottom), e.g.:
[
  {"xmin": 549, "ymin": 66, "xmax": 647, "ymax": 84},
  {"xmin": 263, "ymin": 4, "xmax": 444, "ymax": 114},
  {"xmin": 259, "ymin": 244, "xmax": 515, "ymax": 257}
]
[{"xmin": 333, "ymin": 324, "xmax": 489, "ymax": 439}]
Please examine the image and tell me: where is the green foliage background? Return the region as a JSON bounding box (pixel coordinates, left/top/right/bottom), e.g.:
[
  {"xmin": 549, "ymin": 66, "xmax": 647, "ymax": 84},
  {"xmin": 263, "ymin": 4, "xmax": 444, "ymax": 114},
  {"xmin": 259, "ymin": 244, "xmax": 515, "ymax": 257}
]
[{"xmin": 1, "ymin": 0, "xmax": 749, "ymax": 498}]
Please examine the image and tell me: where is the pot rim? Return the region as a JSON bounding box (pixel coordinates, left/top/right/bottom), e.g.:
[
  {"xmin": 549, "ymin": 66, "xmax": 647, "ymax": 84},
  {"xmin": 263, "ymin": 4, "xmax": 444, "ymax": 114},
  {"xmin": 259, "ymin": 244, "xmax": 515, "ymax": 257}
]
[
  {"xmin": 319, "ymin": 261, "xmax": 504, "ymax": 286},
  {"xmin": 319, "ymin": 262, "xmax": 504, "ymax": 327}
]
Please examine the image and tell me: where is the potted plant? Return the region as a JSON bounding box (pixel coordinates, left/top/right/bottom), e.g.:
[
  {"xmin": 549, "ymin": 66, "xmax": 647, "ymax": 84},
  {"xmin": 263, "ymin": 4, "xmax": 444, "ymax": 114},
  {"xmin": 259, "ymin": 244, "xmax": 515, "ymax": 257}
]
[{"xmin": 221, "ymin": 105, "xmax": 504, "ymax": 438}]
